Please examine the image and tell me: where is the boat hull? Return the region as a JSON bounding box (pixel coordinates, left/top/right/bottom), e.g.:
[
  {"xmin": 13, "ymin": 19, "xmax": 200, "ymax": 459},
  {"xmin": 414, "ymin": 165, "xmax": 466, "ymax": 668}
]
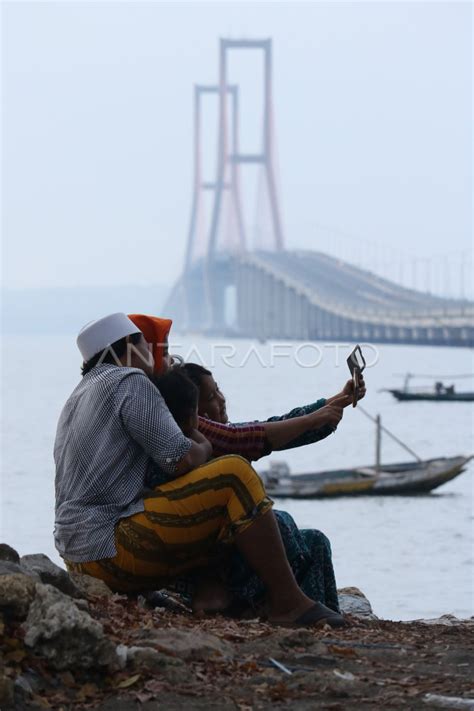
[
  {"xmin": 388, "ymin": 390, "xmax": 474, "ymax": 402},
  {"xmin": 261, "ymin": 456, "xmax": 471, "ymax": 499}
]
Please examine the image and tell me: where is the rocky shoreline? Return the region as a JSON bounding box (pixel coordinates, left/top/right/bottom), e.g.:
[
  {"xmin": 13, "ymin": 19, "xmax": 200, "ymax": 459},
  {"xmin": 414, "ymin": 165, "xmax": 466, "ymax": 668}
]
[{"xmin": 1, "ymin": 543, "xmax": 473, "ymax": 710}]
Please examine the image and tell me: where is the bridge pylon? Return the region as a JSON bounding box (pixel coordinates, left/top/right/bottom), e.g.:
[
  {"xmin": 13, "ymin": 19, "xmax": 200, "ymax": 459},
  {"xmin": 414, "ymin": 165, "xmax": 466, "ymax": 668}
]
[
  {"xmin": 185, "ymin": 83, "xmax": 244, "ymax": 276},
  {"xmin": 182, "ymin": 40, "xmax": 286, "ymax": 329},
  {"xmin": 182, "ymin": 83, "xmax": 244, "ymax": 329},
  {"xmin": 207, "ymin": 38, "xmax": 284, "ymax": 260}
]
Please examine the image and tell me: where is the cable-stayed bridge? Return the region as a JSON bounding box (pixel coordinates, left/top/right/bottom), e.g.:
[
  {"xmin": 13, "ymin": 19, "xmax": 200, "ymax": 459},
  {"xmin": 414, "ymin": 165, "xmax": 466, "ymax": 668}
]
[{"xmin": 164, "ymin": 39, "xmax": 473, "ymax": 348}]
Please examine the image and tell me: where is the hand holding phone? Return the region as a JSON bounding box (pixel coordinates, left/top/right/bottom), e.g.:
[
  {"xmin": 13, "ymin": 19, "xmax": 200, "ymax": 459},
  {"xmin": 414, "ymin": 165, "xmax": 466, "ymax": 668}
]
[{"xmin": 346, "ymin": 345, "xmax": 366, "ymax": 408}]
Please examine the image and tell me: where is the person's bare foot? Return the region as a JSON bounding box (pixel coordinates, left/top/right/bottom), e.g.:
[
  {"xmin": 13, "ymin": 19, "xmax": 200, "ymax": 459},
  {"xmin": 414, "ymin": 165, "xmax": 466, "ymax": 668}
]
[{"xmin": 192, "ymin": 576, "xmax": 233, "ymax": 613}]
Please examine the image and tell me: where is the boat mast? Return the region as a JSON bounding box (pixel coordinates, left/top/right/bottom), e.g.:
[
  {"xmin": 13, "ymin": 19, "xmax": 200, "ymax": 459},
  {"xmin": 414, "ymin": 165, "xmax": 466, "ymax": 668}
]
[
  {"xmin": 358, "ymin": 405, "xmax": 422, "ymax": 462},
  {"xmin": 375, "ymin": 414, "xmax": 382, "ymax": 475}
]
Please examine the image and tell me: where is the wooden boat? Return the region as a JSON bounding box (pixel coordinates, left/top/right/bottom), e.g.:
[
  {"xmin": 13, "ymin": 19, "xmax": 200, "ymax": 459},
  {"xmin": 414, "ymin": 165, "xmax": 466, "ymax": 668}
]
[
  {"xmin": 260, "ymin": 406, "xmax": 471, "ymax": 498},
  {"xmin": 388, "ymin": 389, "xmax": 474, "ymax": 402},
  {"xmin": 260, "ymin": 456, "xmax": 472, "ymax": 498},
  {"xmin": 385, "ymin": 373, "xmax": 474, "ymax": 402}
]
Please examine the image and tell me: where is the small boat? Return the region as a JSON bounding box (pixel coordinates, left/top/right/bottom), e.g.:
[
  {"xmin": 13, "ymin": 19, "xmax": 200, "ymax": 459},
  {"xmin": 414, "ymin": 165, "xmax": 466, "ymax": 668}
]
[
  {"xmin": 259, "ymin": 406, "xmax": 472, "ymax": 498},
  {"xmin": 388, "ymin": 390, "xmax": 474, "ymax": 402},
  {"xmin": 385, "ymin": 373, "xmax": 474, "ymax": 402},
  {"xmin": 260, "ymin": 456, "xmax": 472, "ymax": 498}
]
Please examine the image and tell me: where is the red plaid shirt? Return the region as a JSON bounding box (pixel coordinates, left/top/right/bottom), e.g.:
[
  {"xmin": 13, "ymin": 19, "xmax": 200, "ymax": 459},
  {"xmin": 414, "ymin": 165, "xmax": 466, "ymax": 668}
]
[{"xmin": 198, "ymin": 417, "xmax": 271, "ymax": 462}]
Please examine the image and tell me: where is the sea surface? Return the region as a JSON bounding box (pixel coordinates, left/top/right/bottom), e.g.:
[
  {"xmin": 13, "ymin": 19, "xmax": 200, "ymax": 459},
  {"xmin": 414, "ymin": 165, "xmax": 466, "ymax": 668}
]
[{"xmin": 1, "ymin": 333, "xmax": 473, "ymax": 621}]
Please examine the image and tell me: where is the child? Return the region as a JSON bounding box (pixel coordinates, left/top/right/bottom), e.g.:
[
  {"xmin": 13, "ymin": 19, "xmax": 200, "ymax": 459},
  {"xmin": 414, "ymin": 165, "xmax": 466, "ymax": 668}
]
[
  {"xmin": 149, "ymin": 367, "xmax": 234, "ymax": 612},
  {"xmin": 150, "ymin": 367, "xmax": 200, "ymax": 437}
]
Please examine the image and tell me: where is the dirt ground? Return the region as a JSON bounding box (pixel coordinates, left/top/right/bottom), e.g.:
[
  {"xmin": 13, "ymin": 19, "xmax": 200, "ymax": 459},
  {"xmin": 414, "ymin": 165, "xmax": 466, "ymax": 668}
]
[{"xmin": 2, "ymin": 595, "xmax": 473, "ymax": 710}]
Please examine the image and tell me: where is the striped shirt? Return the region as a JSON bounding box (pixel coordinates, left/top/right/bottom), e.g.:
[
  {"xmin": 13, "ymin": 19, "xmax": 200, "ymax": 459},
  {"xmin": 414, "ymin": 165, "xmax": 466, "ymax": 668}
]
[
  {"xmin": 54, "ymin": 364, "xmax": 192, "ymax": 563},
  {"xmin": 198, "ymin": 418, "xmax": 271, "ymax": 461}
]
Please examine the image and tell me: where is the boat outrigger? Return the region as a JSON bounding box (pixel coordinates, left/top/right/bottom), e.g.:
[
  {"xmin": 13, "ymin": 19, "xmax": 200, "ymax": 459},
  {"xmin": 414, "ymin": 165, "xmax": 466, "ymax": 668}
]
[
  {"xmin": 386, "ymin": 373, "xmax": 474, "ymax": 402},
  {"xmin": 259, "ymin": 406, "xmax": 472, "ymax": 498}
]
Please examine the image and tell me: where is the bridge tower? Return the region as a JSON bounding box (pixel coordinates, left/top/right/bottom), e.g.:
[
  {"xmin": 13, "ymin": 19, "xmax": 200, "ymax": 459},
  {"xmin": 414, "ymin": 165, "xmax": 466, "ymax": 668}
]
[
  {"xmin": 181, "ymin": 39, "xmax": 285, "ymax": 329},
  {"xmin": 184, "ymin": 83, "xmax": 243, "ymax": 274},
  {"xmin": 182, "ymin": 83, "xmax": 242, "ymax": 328},
  {"xmin": 207, "ymin": 38, "xmax": 285, "ymax": 258}
]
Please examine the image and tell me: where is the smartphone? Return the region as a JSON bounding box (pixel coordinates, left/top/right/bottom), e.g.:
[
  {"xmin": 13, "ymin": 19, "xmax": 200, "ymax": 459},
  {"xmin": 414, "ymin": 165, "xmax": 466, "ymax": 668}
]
[{"xmin": 346, "ymin": 345, "xmax": 366, "ymax": 408}]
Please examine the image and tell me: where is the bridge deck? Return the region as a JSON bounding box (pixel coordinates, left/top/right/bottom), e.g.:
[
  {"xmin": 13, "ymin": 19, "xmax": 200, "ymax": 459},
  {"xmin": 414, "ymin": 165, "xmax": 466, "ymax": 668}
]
[
  {"xmin": 164, "ymin": 250, "xmax": 473, "ymax": 346},
  {"xmin": 244, "ymin": 251, "xmax": 472, "ymax": 327}
]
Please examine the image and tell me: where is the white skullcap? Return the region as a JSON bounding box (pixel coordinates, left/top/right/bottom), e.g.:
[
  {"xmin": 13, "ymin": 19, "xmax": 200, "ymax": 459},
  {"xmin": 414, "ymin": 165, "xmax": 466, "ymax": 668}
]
[{"xmin": 77, "ymin": 312, "xmax": 142, "ymax": 362}]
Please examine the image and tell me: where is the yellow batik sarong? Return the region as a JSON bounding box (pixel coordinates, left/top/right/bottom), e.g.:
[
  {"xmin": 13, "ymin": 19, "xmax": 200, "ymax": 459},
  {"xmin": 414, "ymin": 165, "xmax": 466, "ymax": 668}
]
[{"xmin": 66, "ymin": 455, "xmax": 272, "ymax": 593}]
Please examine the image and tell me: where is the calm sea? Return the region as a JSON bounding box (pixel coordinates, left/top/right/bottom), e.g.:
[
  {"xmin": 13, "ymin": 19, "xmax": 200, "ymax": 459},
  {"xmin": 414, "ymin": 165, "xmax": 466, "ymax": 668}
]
[{"xmin": 2, "ymin": 333, "xmax": 473, "ymax": 621}]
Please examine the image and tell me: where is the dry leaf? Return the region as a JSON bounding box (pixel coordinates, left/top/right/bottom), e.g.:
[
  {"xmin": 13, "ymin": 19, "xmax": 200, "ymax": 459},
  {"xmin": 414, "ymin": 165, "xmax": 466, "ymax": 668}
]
[
  {"xmin": 5, "ymin": 648, "xmax": 27, "ymax": 663},
  {"xmin": 135, "ymin": 691, "xmax": 154, "ymax": 703},
  {"xmin": 328, "ymin": 644, "xmax": 357, "ymax": 657},
  {"xmin": 144, "ymin": 679, "xmax": 166, "ymax": 695},
  {"xmin": 76, "ymin": 682, "xmax": 99, "ymax": 701},
  {"xmin": 116, "ymin": 673, "xmax": 141, "ymax": 689},
  {"xmin": 4, "ymin": 637, "xmax": 21, "ymax": 650},
  {"xmin": 58, "ymin": 671, "xmax": 76, "ymax": 688}
]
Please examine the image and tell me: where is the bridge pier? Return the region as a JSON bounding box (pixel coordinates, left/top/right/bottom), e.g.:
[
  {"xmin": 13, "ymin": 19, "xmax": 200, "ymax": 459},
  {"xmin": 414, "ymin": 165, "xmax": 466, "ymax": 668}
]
[{"xmin": 274, "ymin": 278, "xmax": 285, "ymax": 338}]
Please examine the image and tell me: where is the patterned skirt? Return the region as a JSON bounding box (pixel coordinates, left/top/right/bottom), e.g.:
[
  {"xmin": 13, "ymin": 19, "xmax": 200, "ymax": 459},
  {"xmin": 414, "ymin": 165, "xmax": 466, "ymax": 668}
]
[
  {"xmin": 225, "ymin": 510, "xmax": 340, "ymax": 613},
  {"xmin": 66, "ymin": 455, "xmax": 272, "ymax": 593}
]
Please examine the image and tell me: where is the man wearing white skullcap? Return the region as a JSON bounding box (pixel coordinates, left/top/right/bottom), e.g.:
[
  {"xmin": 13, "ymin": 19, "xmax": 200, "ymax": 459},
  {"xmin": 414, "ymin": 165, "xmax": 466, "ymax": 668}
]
[
  {"xmin": 77, "ymin": 312, "xmax": 144, "ymax": 364},
  {"xmin": 54, "ymin": 312, "xmax": 212, "ymax": 562},
  {"xmin": 53, "ymin": 312, "xmax": 346, "ymax": 629}
]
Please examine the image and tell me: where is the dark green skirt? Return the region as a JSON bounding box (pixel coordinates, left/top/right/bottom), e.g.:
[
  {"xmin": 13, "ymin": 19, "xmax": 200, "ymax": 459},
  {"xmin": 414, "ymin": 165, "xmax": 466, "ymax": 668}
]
[{"xmin": 226, "ymin": 509, "xmax": 340, "ymax": 612}]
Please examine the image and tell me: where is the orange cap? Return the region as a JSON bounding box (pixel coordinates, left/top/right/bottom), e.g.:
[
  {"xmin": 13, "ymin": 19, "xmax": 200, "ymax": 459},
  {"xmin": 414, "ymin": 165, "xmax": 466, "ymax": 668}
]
[{"xmin": 128, "ymin": 314, "xmax": 172, "ymax": 374}]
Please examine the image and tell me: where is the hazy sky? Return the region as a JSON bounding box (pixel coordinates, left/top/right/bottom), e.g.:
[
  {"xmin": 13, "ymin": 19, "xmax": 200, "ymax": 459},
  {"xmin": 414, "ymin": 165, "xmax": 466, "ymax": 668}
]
[{"xmin": 2, "ymin": 1, "xmax": 472, "ymax": 289}]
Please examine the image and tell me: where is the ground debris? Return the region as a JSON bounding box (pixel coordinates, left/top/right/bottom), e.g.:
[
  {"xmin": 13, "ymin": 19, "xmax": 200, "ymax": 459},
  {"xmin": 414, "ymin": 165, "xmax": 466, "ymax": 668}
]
[
  {"xmin": 0, "ymin": 546, "xmax": 474, "ymax": 711},
  {"xmin": 1, "ymin": 594, "xmax": 473, "ymax": 710}
]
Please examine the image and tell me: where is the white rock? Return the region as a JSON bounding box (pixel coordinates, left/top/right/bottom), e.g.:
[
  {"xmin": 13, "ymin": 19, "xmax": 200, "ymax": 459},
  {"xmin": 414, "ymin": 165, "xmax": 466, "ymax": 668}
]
[
  {"xmin": 412, "ymin": 614, "xmax": 474, "ymax": 627},
  {"xmin": 23, "ymin": 583, "xmax": 118, "ymax": 671},
  {"xmin": 0, "ymin": 573, "xmax": 36, "ymax": 619},
  {"xmin": 337, "ymin": 587, "xmax": 378, "ymax": 620},
  {"xmin": 423, "ymin": 693, "xmax": 474, "ymax": 709},
  {"xmin": 131, "ymin": 628, "xmax": 234, "ymax": 660},
  {"xmin": 69, "ymin": 572, "xmax": 113, "ymax": 599}
]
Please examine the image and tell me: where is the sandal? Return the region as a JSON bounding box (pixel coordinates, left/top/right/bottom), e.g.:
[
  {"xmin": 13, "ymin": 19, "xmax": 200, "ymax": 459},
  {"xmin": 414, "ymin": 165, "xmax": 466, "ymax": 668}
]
[{"xmin": 275, "ymin": 602, "xmax": 347, "ymax": 629}]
